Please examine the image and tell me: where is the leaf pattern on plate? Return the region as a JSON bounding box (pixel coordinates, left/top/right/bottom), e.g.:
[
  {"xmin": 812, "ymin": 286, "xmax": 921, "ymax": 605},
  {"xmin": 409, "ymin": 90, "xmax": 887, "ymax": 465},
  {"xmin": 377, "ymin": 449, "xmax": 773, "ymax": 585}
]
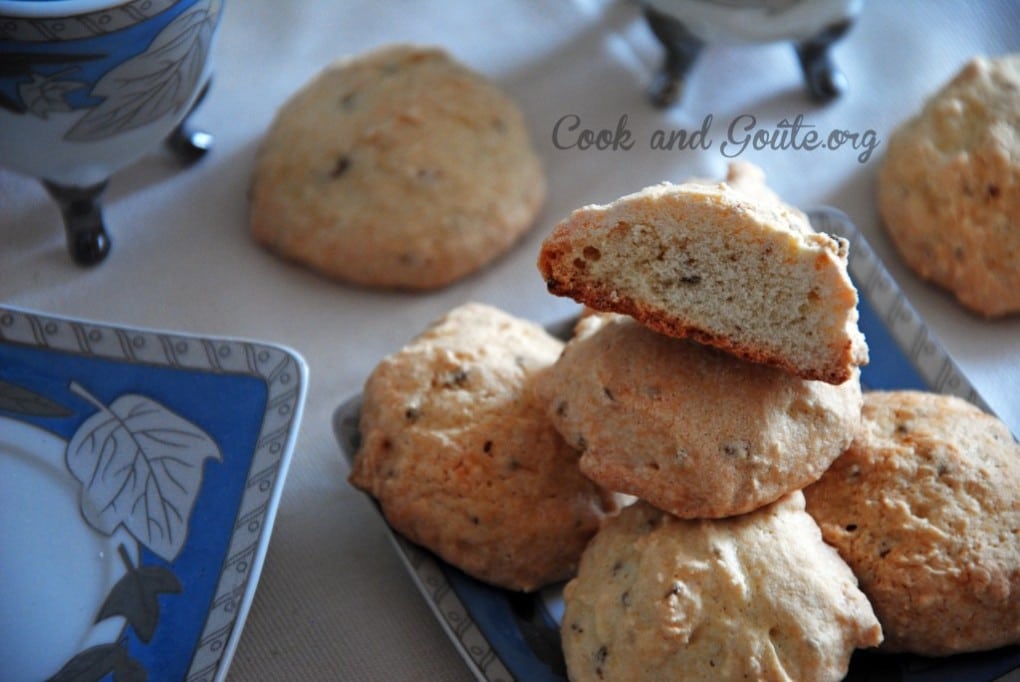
[
  {"xmin": 66, "ymin": 381, "xmax": 222, "ymax": 562},
  {"xmin": 0, "ymin": 379, "xmax": 73, "ymax": 417},
  {"xmin": 97, "ymin": 544, "xmax": 183, "ymax": 644},
  {"xmin": 65, "ymin": 0, "xmax": 220, "ymax": 142},
  {"xmin": 46, "ymin": 642, "xmax": 145, "ymax": 682}
]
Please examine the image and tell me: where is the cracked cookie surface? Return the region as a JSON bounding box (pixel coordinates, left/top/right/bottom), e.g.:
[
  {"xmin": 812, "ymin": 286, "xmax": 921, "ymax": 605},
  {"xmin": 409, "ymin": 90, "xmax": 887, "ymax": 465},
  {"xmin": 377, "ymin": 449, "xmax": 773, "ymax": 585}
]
[
  {"xmin": 561, "ymin": 494, "xmax": 882, "ymax": 682},
  {"xmin": 349, "ymin": 303, "xmax": 623, "ymax": 592},
  {"xmin": 804, "ymin": 390, "xmax": 1020, "ymax": 655}
]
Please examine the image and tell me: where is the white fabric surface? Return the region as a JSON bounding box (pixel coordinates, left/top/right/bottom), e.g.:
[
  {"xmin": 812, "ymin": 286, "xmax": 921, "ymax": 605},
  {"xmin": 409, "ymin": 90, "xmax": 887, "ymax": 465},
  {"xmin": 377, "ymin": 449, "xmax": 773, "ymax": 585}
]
[{"xmin": 1, "ymin": 1, "xmax": 1018, "ymax": 680}]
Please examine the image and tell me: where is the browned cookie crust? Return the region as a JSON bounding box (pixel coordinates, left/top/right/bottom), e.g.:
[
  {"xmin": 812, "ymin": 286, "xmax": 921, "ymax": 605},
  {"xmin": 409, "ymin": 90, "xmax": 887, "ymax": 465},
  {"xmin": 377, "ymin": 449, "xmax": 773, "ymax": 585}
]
[
  {"xmin": 252, "ymin": 44, "xmax": 546, "ymax": 290},
  {"xmin": 348, "ymin": 303, "xmax": 622, "ymax": 592},
  {"xmin": 538, "ymin": 162, "xmax": 867, "ymax": 384},
  {"xmin": 535, "ymin": 313, "xmax": 863, "ymax": 519},
  {"xmin": 804, "ymin": 390, "xmax": 1020, "ymax": 655},
  {"xmin": 878, "ymin": 54, "xmax": 1020, "ymax": 317},
  {"xmin": 561, "ymin": 494, "xmax": 882, "ymax": 682}
]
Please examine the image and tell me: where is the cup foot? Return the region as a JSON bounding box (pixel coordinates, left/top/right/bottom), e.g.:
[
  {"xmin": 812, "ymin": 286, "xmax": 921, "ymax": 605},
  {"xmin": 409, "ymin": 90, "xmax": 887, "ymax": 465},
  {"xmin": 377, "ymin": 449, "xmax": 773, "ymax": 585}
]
[
  {"xmin": 43, "ymin": 181, "xmax": 112, "ymax": 266},
  {"xmin": 165, "ymin": 78, "xmax": 214, "ymax": 165},
  {"xmin": 796, "ymin": 19, "xmax": 854, "ymax": 103},
  {"xmin": 165, "ymin": 123, "xmax": 214, "ymax": 165},
  {"xmin": 643, "ymin": 7, "xmax": 704, "ymax": 108},
  {"xmin": 67, "ymin": 226, "xmax": 112, "ymax": 266}
]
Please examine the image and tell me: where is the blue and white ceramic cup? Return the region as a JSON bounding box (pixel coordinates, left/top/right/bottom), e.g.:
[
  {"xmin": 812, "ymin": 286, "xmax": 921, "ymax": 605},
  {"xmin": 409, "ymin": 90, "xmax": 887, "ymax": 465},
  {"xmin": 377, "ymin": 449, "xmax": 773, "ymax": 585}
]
[{"xmin": 0, "ymin": 0, "xmax": 224, "ymax": 264}]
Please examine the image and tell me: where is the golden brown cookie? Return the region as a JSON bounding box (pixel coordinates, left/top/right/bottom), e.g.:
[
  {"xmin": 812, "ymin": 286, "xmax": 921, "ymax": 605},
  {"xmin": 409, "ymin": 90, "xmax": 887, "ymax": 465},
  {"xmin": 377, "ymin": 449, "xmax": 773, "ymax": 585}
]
[
  {"xmin": 878, "ymin": 54, "xmax": 1020, "ymax": 317},
  {"xmin": 537, "ymin": 162, "xmax": 867, "ymax": 384},
  {"xmin": 535, "ymin": 313, "xmax": 863, "ymax": 519},
  {"xmin": 561, "ymin": 494, "xmax": 883, "ymax": 682},
  {"xmin": 348, "ymin": 303, "xmax": 622, "ymax": 592},
  {"xmin": 804, "ymin": 390, "xmax": 1020, "ymax": 655},
  {"xmin": 251, "ymin": 44, "xmax": 546, "ymax": 290}
]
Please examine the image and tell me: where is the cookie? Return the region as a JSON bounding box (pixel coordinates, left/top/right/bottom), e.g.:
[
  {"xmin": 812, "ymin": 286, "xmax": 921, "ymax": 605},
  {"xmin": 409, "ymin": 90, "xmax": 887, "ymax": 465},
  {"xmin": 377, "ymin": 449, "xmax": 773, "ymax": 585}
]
[
  {"xmin": 878, "ymin": 54, "xmax": 1020, "ymax": 317},
  {"xmin": 535, "ymin": 313, "xmax": 862, "ymax": 519},
  {"xmin": 348, "ymin": 303, "xmax": 622, "ymax": 592},
  {"xmin": 251, "ymin": 44, "xmax": 546, "ymax": 290},
  {"xmin": 804, "ymin": 390, "xmax": 1020, "ymax": 655},
  {"xmin": 537, "ymin": 162, "xmax": 867, "ymax": 384},
  {"xmin": 561, "ymin": 494, "xmax": 883, "ymax": 682}
]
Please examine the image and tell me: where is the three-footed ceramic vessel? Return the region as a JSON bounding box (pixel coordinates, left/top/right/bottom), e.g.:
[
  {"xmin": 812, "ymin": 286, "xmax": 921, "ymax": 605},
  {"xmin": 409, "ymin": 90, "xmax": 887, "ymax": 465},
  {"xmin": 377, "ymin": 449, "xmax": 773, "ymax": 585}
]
[
  {"xmin": 0, "ymin": 0, "xmax": 224, "ymax": 264},
  {"xmin": 641, "ymin": 0, "xmax": 863, "ymax": 106}
]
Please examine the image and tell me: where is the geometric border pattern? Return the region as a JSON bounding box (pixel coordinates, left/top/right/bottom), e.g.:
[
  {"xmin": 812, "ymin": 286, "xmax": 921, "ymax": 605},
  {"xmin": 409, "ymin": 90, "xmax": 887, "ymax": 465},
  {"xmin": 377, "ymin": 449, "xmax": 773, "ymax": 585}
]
[{"xmin": 0, "ymin": 0, "xmax": 179, "ymax": 42}]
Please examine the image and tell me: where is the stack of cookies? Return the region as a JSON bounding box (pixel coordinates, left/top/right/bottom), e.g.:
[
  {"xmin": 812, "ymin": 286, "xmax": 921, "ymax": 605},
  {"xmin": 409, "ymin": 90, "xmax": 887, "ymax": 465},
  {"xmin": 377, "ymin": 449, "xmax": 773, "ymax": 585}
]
[
  {"xmin": 537, "ymin": 162, "xmax": 869, "ymax": 520},
  {"xmin": 348, "ymin": 160, "xmax": 1020, "ymax": 681},
  {"xmin": 537, "ymin": 163, "xmax": 883, "ymax": 680},
  {"xmin": 537, "ymin": 163, "xmax": 1020, "ymax": 680}
]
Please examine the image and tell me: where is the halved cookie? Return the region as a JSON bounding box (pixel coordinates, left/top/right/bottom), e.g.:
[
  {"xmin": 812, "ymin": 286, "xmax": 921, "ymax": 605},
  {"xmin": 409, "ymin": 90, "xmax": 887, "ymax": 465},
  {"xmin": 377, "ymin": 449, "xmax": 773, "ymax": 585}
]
[{"xmin": 538, "ymin": 163, "xmax": 867, "ymax": 384}]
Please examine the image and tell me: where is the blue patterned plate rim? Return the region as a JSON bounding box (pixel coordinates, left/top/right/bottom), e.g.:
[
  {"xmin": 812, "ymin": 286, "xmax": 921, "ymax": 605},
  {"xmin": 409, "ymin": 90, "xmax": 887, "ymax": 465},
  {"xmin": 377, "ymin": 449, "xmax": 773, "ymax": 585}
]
[{"xmin": 0, "ymin": 305, "xmax": 308, "ymax": 682}]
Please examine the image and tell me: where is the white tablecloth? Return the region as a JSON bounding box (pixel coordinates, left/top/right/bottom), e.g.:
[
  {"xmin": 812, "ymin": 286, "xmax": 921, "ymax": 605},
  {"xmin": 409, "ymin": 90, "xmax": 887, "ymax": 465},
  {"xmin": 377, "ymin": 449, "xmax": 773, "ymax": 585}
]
[{"xmin": 2, "ymin": 2, "xmax": 1018, "ymax": 680}]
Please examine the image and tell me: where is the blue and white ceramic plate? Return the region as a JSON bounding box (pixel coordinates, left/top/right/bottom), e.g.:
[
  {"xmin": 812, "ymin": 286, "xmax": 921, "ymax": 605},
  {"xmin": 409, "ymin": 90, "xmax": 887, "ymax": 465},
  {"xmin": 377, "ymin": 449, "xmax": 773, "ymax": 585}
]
[
  {"xmin": 334, "ymin": 209, "xmax": 1020, "ymax": 682},
  {"xmin": 0, "ymin": 308, "xmax": 307, "ymax": 682}
]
